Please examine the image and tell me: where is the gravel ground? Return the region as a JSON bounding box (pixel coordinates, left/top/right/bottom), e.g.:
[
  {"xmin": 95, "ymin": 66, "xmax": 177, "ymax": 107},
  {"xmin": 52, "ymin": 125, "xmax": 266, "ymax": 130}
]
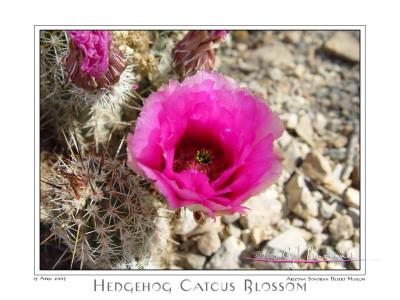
[{"xmin": 171, "ymin": 30, "xmax": 361, "ymax": 270}]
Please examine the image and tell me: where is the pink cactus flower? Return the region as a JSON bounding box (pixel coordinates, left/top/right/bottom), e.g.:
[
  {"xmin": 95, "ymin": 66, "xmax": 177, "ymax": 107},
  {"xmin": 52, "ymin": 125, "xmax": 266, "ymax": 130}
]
[
  {"xmin": 65, "ymin": 30, "xmax": 126, "ymax": 90},
  {"xmin": 127, "ymin": 71, "xmax": 283, "ymax": 217}
]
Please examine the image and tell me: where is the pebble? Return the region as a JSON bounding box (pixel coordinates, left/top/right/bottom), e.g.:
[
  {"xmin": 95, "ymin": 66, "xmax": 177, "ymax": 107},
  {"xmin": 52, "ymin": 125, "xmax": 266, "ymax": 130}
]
[
  {"xmin": 305, "ymin": 218, "xmax": 324, "ymax": 234},
  {"xmin": 221, "ymin": 212, "xmax": 241, "ymax": 224},
  {"xmin": 268, "ymin": 68, "xmax": 283, "ymax": 81},
  {"xmin": 320, "ymin": 200, "xmax": 338, "ymax": 219},
  {"xmin": 285, "ymin": 172, "xmax": 319, "ymax": 219},
  {"xmin": 329, "ymin": 215, "xmax": 354, "ymax": 241},
  {"xmin": 174, "ymin": 210, "xmax": 197, "ymax": 235},
  {"xmin": 335, "ymin": 240, "xmax": 353, "ymax": 255},
  {"xmin": 240, "ymin": 188, "xmax": 282, "ymax": 229},
  {"xmin": 205, "ymin": 236, "xmax": 245, "ymax": 269},
  {"xmin": 180, "ymin": 253, "xmax": 206, "ymax": 269},
  {"xmin": 347, "ymin": 207, "xmax": 360, "ymax": 227},
  {"xmin": 251, "ymin": 43, "xmax": 295, "ymax": 66},
  {"xmin": 323, "ymin": 32, "xmax": 360, "ymax": 62},
  {"xmin": 301, "ymin": 151, "xmax": 332, "ymax": 183},
  {"xmin": 295, "ymin": 114, "xmax": 315, "ymax": 146},
  {"xmin": 284, "ymin": 31, "xmax": 302, "ymax": 44},
  {"xmin": 188, "ymin": 217, "xmax": 224, "ymax": 236},
  {"xmin": 294, "ymin": 64, "xmax": 306, "ymax": 78},
  {"xmin": 266, "ymin": 228, "xmax": 308, "ymax": 257},
  {"xmin": 197, "ymin": 231, "xmax": 222, "ymax": 256},
  {"xmin": 344, "ymin": 187, "xmax": 360, "ymax": 209},
  {"xmin": 281, "ymin": 113, "xmax": 298, "ymax": 130},
  {"xmin": 282, "ymin": 139, "xmax": 310, "ymax": 173},
  {"xmin": 313, "ymin": 113, "xmax": 328, "ymax": 135},
  {"xmin": 223, "ymin": 223, "xmax": 242, "ymax": 239},
  {"xmin": 250, "ymin": 228, "xmax": 273, "ymax": 245}
]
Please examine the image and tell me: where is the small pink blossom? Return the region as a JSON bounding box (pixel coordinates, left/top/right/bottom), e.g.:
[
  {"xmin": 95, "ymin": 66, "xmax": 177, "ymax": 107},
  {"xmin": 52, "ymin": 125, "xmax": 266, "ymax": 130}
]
[
  {"xmin": 65, "ymin": 30, "xmax": 126, "ymax": 90},
  {"xmin": 127, "ymin": 71, "xmax": 283, "ymax": 216},
  {"xmin": 68, "ymin": 30, "xmax": 112, "ymax": 78}
]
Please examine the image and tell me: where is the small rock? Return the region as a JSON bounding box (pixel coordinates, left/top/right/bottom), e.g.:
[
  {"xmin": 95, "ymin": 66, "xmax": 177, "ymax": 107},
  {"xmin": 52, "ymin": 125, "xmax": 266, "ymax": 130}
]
[
  {"xmin": 329, "ymin": 215, "xmax": 354, "ymax": 241},
  {"xmin": 236, "ymin": 43, "xmax": 248, "ymax": 52},
  {"xmin": 221, "ymin": 223, "xmax": 242, "ymax": 239},
  {"xmin": 221, "ymin": 212, "xmax": 240, "ymax": 224},
  {"xmin": 284, "ymin": 31, "xmax": 302, "ymax": 44},
  {"xmin": 180, "ymin": 253, "xmax": 206, "ymax": 269},
  {"xmin": 253, "ymin": 229, "xmax": 307, "ymax": 269},
  {"xmin": 295, "ymin": 114, "xmax": 314, "ymax": 146},
  {"xmin": 332, "ymin": 135, "xmax": 348, "ymax": 148},
  {"xmin": 250, "ymin": 228, "xmax": 273, "ymax": 246},
  {"xmin": 188, "ymin": 217, "xmax": 224, "ymax": 236},
  {"xmin": 282, "ymin": 139, "xmax": 310, "ymax": 173},
  {"xmin": 347, "ymin": 207, "xmax": 360, "ymax": 227},
  {"xmin": 313, "ymin": 113, "xmax": 327, "ymax": 135},
  {"xmin": 301, "ymin": 151, "xmax": 332, "ymax": 183},
  {"xmin": 290, "ymin": 226, "xmax": 313, "ymax": 241},
  {"xmin": 320, "ymin": 201, "xmax": 337, "ymax": 219},
  {"xmin": 292, "ymin": 218, "xmax": 304, "ymax": 227},
  {"xmin": 197, "ymin": 231, "xmax": 221, "ymax": 256},
  {"xmin": 310, "ymin": 233, "xmax": 328, "ymax": 250},
  {"xmin": 241, "ymin": 229, "xmax": 252, "ymax": 245},
  {"xmin": 174, "ymin": 210, "xmax": 197, "ymax": 235},
  {"xmin": 285, "ymin": 172, "xmax": 319, "ymax": 219},
  {"xmin": 268, "ymin": 68, "xmax": 283, "ymax": 81},
  {"xmin": 267, "ymin": 229, "xmax": 308, "ymax": 258},
  {"xmin": 305, "ymin": 218, "xmax": 324, "ymax": 234},
  {"xmin": 281, "ymin": 113, "xmax": 298, "ymax": 130},
  {"xmin": 344, "ymin": 187, "xmax": 360, "ymax": 209},
  {"xmin": 205, "ymin": 236, "xmax": 245, "ymax": 269},
  {"xmin": 323, "ymin": 32, "xmax": 360, "ymax": 62},
  {"xmin": 240, "ymin": 189, "xmax": 282, "ymax": 229},
  {"xmin": 251, "ymin": 43, "xmax": 294, "ymax": 66},
  {"xmin": 248, "ymin": 80, "xmax": 267, "ymax": 98},
  {"xmin": 294, "ymin": 64, "xmax": 306, "ymax": 78},
  {"xmin": 335, "ymin": 240, "xmax": 353, "ymax": 255}
]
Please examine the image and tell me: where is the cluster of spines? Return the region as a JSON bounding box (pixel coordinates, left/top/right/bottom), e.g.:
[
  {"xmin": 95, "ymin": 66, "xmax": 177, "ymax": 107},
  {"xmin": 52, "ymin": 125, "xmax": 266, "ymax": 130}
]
[{"xmin": 41, "ymin": 137, "xmax": 163, "ymax": 269}]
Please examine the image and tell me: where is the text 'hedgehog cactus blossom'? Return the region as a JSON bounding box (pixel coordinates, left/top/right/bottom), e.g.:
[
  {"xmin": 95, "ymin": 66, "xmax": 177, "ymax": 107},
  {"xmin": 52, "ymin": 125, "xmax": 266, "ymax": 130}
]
[
  {"xmin": 172, "ymin": 30, "xmax": 229, "ymax": 79},
  {"xmin": 65, "ymin": 30, "xmax": 126, "ymax": 90},
  {"xmin": 127, "ymin": 71, "xmax": 284, "ymax": 217}
]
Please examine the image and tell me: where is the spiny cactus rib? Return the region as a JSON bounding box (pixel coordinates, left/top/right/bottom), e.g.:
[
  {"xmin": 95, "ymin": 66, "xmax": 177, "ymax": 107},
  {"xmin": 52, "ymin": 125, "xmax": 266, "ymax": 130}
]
[{"xmin": 40, "ymin": 135, "xmax": 164, "ymax": 269}]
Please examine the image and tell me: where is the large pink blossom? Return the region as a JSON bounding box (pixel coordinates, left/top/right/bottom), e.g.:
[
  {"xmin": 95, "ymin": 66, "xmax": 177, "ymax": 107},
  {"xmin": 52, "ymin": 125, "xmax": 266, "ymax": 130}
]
[{"xmin": 127, "ymin": 71, "xmax": 283, "ymax": 216}]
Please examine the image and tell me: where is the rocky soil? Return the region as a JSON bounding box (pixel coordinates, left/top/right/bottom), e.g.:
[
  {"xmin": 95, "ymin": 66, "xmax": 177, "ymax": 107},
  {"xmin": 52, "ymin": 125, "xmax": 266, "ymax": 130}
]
[{"xmin": 170, "ymin": 30, "xmax": 361, "ymax": 270}]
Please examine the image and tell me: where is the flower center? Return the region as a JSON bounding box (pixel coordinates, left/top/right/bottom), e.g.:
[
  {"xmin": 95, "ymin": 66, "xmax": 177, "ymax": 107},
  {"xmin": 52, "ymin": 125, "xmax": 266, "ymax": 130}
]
[
  {"xmin": 172, "ymin": 129, "xmax": 233, "ymax": 182},
  {"xmin": 195, "ymin": 149, "xmax": 212, "ymax": 164}
]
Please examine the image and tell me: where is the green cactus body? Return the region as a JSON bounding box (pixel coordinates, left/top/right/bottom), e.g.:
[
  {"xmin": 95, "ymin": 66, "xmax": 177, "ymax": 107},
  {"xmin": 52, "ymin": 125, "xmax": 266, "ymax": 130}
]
[{"xmin": 40, "ymin": 141, "xmax": 169, "ymax": 269}]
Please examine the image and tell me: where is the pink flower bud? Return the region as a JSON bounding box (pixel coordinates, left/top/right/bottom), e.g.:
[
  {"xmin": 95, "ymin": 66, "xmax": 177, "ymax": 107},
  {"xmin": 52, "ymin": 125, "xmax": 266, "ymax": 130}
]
[
  {"xmin": 65, "ymin": 30, "xmax": 126, "ymax": 91},
  {"xmin": 172, "ymin": 30, "xmax": 229, "ymax": 79}
]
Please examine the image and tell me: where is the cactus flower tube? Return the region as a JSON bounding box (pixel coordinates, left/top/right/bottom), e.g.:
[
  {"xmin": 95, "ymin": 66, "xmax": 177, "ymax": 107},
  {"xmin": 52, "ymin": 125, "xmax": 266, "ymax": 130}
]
[
  {"xmin": 65, "ymin": 30, "xmax": 126, "ymax": 90},
  {"xmin": 127, "ymin": 71, "xmax": 283, "ymax": 217}
]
